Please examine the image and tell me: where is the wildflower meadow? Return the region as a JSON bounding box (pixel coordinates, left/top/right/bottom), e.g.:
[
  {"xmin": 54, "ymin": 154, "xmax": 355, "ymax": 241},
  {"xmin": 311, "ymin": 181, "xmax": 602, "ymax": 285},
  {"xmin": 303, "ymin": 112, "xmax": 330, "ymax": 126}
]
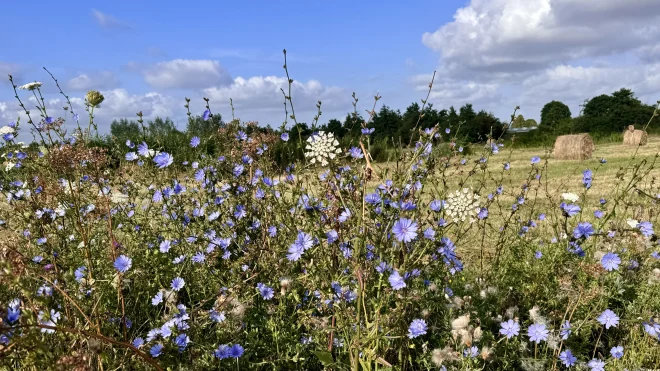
[{"xmin": 1, "ymin": 61, "xmax": 660, "ymax": 371}]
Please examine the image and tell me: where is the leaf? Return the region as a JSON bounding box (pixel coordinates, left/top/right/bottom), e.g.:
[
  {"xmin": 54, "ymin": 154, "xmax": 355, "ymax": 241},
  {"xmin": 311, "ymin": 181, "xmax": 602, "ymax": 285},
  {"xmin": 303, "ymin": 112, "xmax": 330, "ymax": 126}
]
[
  {"xmin": 312, "ymin": 351, "xmax": 334, "ymax": 366},
  {"xmin": 375, "ymin": 357, "xmax": 392, "ymax": 368}
]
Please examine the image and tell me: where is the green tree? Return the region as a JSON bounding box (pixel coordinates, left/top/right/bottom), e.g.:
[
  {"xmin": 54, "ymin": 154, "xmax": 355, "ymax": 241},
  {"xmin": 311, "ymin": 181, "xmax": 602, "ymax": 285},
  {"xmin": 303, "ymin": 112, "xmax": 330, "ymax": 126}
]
[
  {"xmin": 147, "ymin": 117, "xmax": 178, "ymax": 138},
  {"xmin": 512, "ymin": 114, "xmax": 526, "ymax": 128},
  {"xmin": 325, "ymin": 118, "xmax": 346, "ymax": 138},
  {"xmin": 471, "ymin": 110, "xmax": 504, "ymax": 142},
  {"xmin": 110, "ymin": 118, "xmax": 142, "ymax": 143},
  {"xmin": 579, "ymin": 88, "xmax": 654, "ymax": 133},
  {"xmin": 447, "ymin": 106, "xmax": 460, "ymax": 129},
  {"xmin": 371, "ymin": 105, "xmax": 403, "ymax": 142},
  {"xmin": 289, "ymin": 122, "xmax": 312, "ymax": 141},
  {"xmin": 540, "ymin": 101, "xmax": 572, "ymax": 128},
  {"xmin": 187, "ymin": 113, "xmax": 224, "ymax": 137}
]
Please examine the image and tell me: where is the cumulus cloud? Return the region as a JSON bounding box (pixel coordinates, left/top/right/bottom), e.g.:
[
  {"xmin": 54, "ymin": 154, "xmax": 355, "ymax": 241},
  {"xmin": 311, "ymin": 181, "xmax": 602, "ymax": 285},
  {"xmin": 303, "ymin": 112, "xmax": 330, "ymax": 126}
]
[
  {"xmin": 0, "ymin": 89, "xmax": 179, "ymax": 135},
  {"xmin": 411, "ymin": 74, "xmax": 502, "ymax": 110},
  {"xmin": 0, "ymin": 75, "xmax": 347, "ymax": 133},
  {"xmin": 422, "ymin": 0, "xmax": 660, "ymax": 76},
  {"xmin": 70, "ymin": 89, "xmax": 178, "ymax": 121},
  {"xmin": 67, "ymin": 71, "xmax": 120, "ymax": 91},
  {"xmin": 142, "ymin": 59, "xmax": 233, "ymax": 89},
  {"xmin": 520, "ymin": 63, "xmax": 660, "ymax": 112},
  {"xmin": 92, "ymin": 9, "xmax": 131, "ymax": 30},
  {"xmin": 203, "ymin": 76, "xmax": 346, "ymax": 113},
  {"xmin": 418, "ymin": 0, "xmax": 660, "ymax": 119}
]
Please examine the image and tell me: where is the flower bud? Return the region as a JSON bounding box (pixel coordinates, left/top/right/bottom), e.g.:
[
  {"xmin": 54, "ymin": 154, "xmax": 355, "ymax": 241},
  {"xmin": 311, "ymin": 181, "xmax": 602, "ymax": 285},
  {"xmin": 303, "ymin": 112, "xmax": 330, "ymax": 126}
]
[{"xmin": 86, "ymin": 90, "xmax": 105, "ymax": 107}]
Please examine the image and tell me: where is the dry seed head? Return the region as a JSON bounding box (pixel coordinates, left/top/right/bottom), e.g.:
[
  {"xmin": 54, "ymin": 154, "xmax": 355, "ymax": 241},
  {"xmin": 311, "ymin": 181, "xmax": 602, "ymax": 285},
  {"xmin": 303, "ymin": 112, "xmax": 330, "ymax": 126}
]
[{"xmin": 86, "ymin": 90, "xmax": 105, "ymax": 107}]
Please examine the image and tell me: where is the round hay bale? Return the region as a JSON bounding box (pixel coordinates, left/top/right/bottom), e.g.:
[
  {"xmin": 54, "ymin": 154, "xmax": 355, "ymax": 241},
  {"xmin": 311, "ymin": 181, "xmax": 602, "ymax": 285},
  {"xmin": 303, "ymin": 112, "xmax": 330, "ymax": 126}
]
[
  {"xmin": 553, "ymin": 133, "xmax": 594, "ymax": 160},
  {"xmin": 623, "ymin": 125, "xmax": 648, "ymax": 146}
]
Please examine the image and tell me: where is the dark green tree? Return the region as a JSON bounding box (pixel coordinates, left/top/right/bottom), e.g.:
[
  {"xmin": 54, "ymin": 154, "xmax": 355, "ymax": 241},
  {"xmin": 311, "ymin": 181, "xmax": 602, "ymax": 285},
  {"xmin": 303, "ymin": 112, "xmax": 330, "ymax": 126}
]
[
  {"xmin": 325, "ymin": 118, "xmax": 346, "ymax": 138},
  {"xmin": 147, "ymin": 117, "xmax": 178, "ymax": 138},
  {"xmin": 343, "ymin": 113, "xmax": 365, "ymax": 138},
  {"xmin": 577, "ymin": 88, "xmax": 655, "ymax": 133},
  {"xmin": 289, "ymin": 122, "xmax": 312, "ymax": 141},
  {"xmin": 187, "ymin": 113, "xmax": 224, "ymax": 137},
  {"xmin": 110, "ymin": 118, "xmax": 142, "ymax": 143},
  {"xmin": 371, "ymin": 105, "xmax": 403, "ymax": 141},
  {"xmin": 540, "ymin": 101, "xmax": 572, "ymax": 128}
]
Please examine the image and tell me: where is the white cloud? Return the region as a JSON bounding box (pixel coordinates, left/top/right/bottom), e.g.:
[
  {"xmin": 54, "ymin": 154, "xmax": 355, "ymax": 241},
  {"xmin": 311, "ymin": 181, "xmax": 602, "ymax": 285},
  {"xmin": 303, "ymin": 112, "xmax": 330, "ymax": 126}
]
[
  {"xmin": 67, "ymin": 71, "xmax": 120, "ymax": 91},
  {"xmin": 520, "ymin": 63, "xmax": 660, "ymax": 112},
  {"xmin": 418, "ymin": 0, "xmax": 660, "ymax": 120},
  {"xmin": 411, "ymin": 74, "xmax": 502, "ymax": 110},
  {"xmin": 91, "ymin": 9, "xmax": 131, "ymax": 30},
  {"xmin": 71, "ymin": 89, "xmax": 178, "ymax": 121},
  {"xmin": 142, "ymin": 59, "xmax": 233, "ymax": 89},
  {"xmin": 203, "ymin": 76, "xmax": 346, "ymax": 113},
  {"xmin": 422, "ymin": 0, "xmax": 660, "ymax": 76},
  {"xmin": 0, "ymin": 89, "xmax": 178, "ymax": 135},
  {"xmin": 0, "ymin": 75, "xmax": 347, "ymax": 133}
]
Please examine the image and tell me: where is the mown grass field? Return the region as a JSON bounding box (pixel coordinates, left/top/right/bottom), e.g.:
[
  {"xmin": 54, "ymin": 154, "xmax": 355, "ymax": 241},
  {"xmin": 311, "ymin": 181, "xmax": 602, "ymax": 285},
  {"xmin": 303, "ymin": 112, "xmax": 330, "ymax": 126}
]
[
  {"xmin": 365, "ymin": 136, "xmax": 660, "ymax": 264},
  {"xmin": 375, "ymin": 136, "xmax": 660, "ymax": 198}
]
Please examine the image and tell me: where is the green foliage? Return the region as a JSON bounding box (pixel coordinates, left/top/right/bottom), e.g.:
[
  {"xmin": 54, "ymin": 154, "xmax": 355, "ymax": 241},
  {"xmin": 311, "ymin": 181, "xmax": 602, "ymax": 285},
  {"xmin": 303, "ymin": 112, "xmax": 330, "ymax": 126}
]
[
  {"xmin": 186, "ymin": 113, "xmax": 224, "ymax": 137},
  {"xmin": 324, "ymin": 118, "xmax": 346, "ymax": 138},
  {"xmin": 540, "ymin": 100, "xmax": 572, "ymax": 128},
  {"xmin": 511, "ymin": 114, "xmax": 526, "ymax": 128},
  {"xmin": 110, "ymin": 118, "xmax": 142, "ymax": 144},
  {"xmin": 580, "ymin": 88, "xmax": 655, "ymax": 133}
]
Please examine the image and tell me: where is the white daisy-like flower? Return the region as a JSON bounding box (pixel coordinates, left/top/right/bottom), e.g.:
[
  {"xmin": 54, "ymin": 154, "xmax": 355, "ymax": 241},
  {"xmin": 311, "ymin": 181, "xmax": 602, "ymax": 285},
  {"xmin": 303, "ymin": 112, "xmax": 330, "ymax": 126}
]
[
  {"xmin": 304, "ymin": 131, "xmax": 342, "ymax": 167},
  {"xmin": 110, "ymin": 192, "xmax": 130, "ymax": 204},
  {"xmin": 561, "ymin": 193, "xmax": 579, "ymax": 202},
  {"xmin": 55, "ymin": 203, "xmax": 68, "ymax": 216},
  {"xmin": 59, "ymin": 179, "xmax": 77, "ymax": 195},
  {"xmin": 0, "ymin": 126, "xmax": 15, "ymax": 135},
  {"xmin": 445, "ymin": 188, "xmax": 480, "ymax": 224},
  {"xmin": 18, "ymin": 81, "xmax": 43, "ymax": 91}
]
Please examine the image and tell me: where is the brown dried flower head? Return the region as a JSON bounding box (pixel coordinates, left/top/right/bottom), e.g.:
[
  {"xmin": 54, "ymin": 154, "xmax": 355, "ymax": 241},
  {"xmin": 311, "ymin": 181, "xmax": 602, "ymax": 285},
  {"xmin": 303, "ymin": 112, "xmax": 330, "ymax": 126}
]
[{"xmin": 48, "ymin": 144, "xmax": 107, "ymax": 173}]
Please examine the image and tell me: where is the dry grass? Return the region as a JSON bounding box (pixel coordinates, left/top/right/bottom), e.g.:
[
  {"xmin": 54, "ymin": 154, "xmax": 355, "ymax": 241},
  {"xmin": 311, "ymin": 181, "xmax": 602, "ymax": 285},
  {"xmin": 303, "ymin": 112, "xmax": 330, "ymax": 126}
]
[
  {"xmin": 372, "ymin": 135, "xmax": 660, "ymax": 199},
  {"xmin": 367, "ymin": 136, "xmax": 660, "ymax": 262}
]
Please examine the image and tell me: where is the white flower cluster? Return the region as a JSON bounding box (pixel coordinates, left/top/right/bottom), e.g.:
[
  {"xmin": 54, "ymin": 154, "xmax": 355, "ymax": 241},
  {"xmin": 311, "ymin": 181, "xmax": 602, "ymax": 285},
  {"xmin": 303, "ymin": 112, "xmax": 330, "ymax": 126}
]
[
  {"xmin": 110, "ymin": 192, "xmax": 129, "ymax": 204},
  {"xmin": 561, "ymin": 193, "xmax": 579, "ymax": 202},
  {"xmin": 304, "ymin": 131, "xmax": 341, "ymax": 166},
  {"xmin": 445, "ymin": 188, "xmax": 480, "ymax": 224},
  {"xmin": 0, "ymin": 126, "xmax": 15, "ymax": 135},
  {"xmin": 18, "ymin": 81, "xmax": 42, "ymax": 91}
]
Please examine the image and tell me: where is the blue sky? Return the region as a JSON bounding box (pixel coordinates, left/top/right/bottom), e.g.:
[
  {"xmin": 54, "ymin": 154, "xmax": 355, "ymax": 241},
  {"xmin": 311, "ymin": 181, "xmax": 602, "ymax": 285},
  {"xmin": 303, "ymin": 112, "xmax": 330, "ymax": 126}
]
[{"xmin": 2, "ymin": 0, "xmax": 660, "ymax": 133}]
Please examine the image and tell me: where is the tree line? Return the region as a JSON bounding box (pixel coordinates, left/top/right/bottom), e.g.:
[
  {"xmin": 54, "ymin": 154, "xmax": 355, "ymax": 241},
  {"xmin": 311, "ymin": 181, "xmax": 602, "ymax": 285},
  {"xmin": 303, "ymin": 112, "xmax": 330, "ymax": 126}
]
[{"xmin": 100, "ymin": 87, "xmax": 657, "ymax": 164}]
